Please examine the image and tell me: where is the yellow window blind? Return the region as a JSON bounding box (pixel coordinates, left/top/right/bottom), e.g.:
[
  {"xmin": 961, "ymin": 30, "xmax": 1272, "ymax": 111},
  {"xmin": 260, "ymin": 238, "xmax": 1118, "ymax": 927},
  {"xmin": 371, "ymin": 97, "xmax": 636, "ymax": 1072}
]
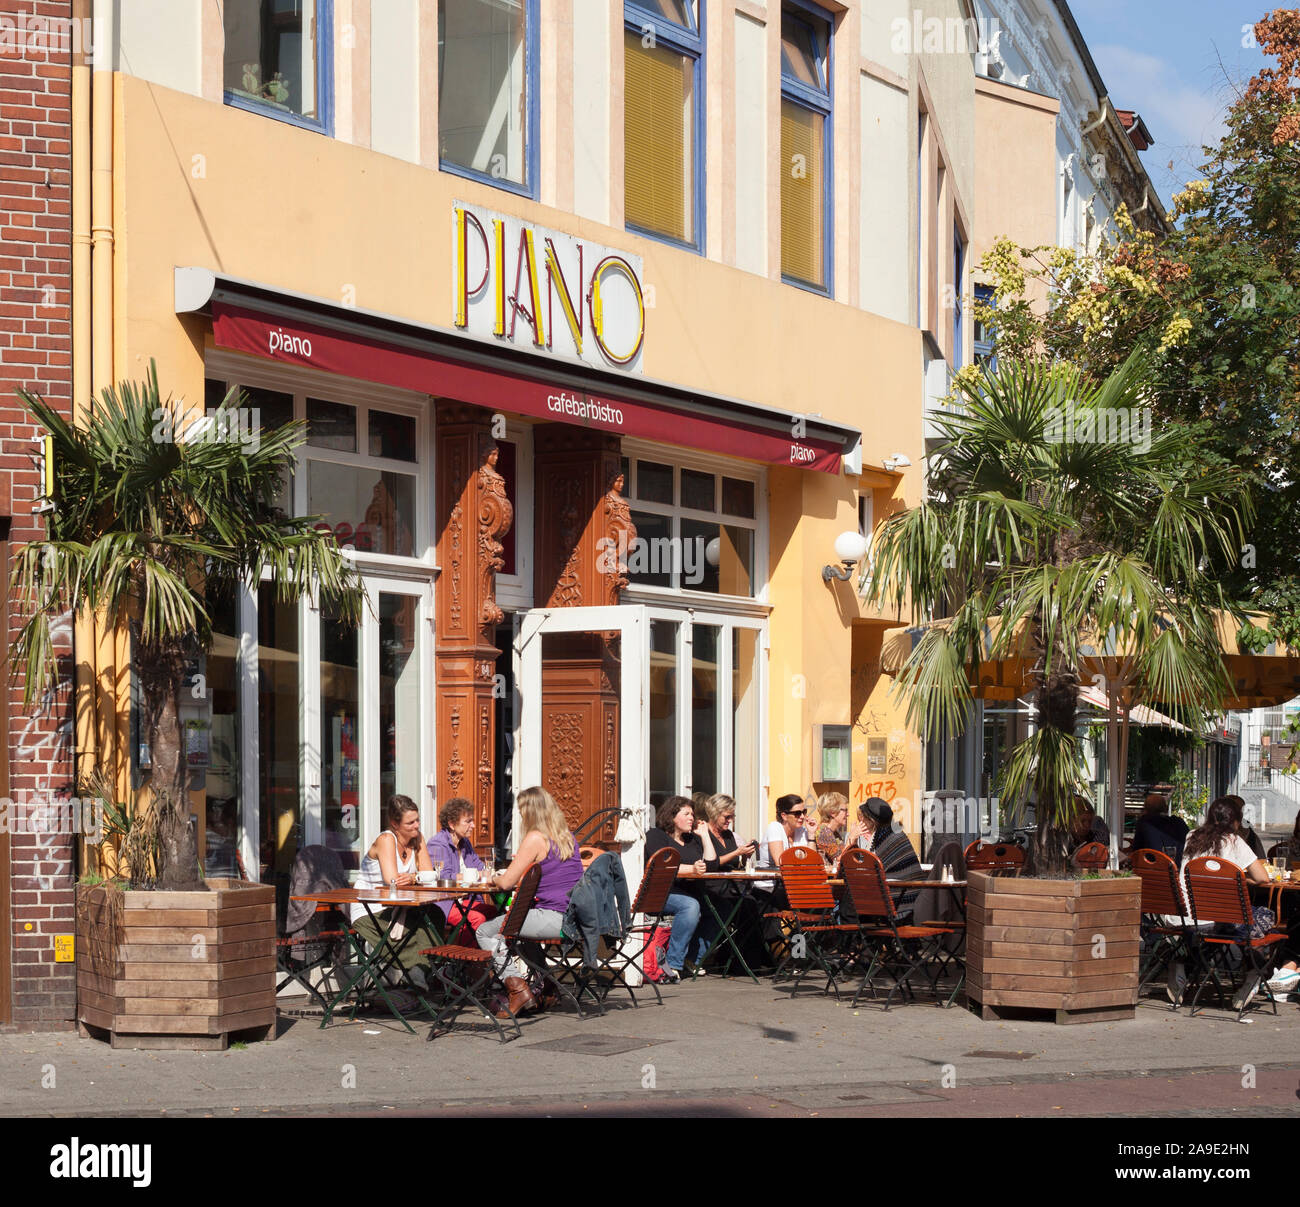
[
  {"xmin": 625, "ymin": 30, "xmax": 693, "ymax": 243},
  {"xmin": 781, "ymin": 98, "xmax": 824, "ymax": 287}
]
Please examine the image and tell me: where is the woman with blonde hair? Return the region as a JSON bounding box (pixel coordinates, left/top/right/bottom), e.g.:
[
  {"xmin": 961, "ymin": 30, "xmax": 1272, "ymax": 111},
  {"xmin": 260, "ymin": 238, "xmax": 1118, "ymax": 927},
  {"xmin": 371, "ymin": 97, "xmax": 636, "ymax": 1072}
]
[
  {"xmin": 476, "ymin": 786, "xmax": 583, "ymax": 1017},
  {"xmin": 812, "ymin": 791, "xmax": 860, "ymax": 867}
]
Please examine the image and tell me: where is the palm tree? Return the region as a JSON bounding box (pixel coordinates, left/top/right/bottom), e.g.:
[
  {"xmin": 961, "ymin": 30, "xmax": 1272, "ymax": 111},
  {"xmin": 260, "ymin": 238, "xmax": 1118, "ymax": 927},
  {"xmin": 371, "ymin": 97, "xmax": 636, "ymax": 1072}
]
[
  {"xmin": 10, "ymin": 362, "xmax": 365, "ymax": 888},
  {"xmin": 865, "ymin": 352, "xmax": 1253, "ymax": 873}
]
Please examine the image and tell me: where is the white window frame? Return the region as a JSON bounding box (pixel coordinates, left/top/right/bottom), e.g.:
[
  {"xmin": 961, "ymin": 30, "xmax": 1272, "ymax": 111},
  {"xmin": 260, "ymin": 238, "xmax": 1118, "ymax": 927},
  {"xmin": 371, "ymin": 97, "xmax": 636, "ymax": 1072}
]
[
  {"xmin": 619, "ymin": 439, "xmax": 769, "ymax": 613},
  {"xmin": 204, "ymin": 350, "xmax": 436, "ymax": 578},
  {"xmin": 494, "ymin": 419, "xmax": 534, "ymax": 611}
]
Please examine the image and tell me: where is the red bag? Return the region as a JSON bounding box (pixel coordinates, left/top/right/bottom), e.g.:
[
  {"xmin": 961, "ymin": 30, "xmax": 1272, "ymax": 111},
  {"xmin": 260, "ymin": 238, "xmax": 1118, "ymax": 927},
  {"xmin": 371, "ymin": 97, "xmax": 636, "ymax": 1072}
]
[{"xmin": 641, "ymin": 925, "xmax": 673, "ymax": 982}]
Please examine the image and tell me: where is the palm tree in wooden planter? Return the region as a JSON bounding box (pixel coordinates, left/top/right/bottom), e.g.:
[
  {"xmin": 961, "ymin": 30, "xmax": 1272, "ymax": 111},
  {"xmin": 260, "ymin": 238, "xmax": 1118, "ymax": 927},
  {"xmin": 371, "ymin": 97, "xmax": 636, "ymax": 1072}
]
[
  {"xmin": 865, "ymin": 352, "xmax": 1252, "ymax": 874},
  {"xmin": 12, "ymin": 362, "xmax": 365, "ymax": 888}
]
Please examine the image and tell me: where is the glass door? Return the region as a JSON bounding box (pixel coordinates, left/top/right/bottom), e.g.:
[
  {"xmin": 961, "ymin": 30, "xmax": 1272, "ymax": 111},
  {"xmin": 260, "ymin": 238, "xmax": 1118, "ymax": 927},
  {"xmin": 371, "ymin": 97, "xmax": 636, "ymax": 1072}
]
[
  {"xmin": 516, "ymin": 605, "xmax": 647, "ymax": 872},
  {"xmin": 301, "ymin": 576, "xmax": 434, "ymax": 877}
]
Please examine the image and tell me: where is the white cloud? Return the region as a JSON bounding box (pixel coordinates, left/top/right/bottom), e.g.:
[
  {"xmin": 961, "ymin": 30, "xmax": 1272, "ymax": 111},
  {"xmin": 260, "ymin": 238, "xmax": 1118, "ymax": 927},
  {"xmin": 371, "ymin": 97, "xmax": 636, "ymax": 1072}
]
[{"xmin": 1089, "ymin": 43, "xmax": 1227, "ymax": 155}]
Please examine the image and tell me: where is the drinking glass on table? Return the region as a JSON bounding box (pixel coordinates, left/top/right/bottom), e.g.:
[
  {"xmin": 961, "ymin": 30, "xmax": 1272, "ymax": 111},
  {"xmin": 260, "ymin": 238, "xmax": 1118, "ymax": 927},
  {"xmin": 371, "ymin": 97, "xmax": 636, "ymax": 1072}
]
[{"xmin": 1274, "ymin": 856, "xmax": 1288, "ymax": 879}]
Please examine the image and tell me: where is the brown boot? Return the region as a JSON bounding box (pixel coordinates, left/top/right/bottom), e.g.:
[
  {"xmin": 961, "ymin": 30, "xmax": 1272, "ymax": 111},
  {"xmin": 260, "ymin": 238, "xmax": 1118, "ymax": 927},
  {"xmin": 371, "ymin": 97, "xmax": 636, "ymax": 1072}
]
[{"xmin": 496, "ymin": 976, "xmax": 536, "ymax": 1020}]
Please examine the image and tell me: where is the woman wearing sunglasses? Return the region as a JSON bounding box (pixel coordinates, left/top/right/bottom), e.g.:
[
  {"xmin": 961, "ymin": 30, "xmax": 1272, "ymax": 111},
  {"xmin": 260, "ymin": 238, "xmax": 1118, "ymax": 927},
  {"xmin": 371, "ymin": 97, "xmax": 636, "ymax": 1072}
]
[{"xmin": 752, "ymin": 794, "xmax": 814, "ymax": 942}]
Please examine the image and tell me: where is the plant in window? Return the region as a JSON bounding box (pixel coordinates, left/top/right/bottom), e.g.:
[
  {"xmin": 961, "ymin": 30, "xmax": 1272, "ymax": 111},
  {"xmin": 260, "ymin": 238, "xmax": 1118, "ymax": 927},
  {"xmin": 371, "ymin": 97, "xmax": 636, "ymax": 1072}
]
[{"xmin": 11, "ymin": 362, "xmax": 365, "ymax": 890}]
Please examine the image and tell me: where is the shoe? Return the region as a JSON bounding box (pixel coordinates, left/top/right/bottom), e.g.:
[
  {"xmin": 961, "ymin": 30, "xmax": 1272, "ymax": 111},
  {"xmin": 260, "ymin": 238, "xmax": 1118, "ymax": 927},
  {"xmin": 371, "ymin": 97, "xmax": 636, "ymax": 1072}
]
[
  {"xmin": 535, "ymin": 976, "xmax": 563, "ymax": 1010},
  {"xmin": 1266, "ymin": 967, "xmax": 1300, "ymax": 994},
  {"xmin": 495, "ymin": 975, "xmax": 536, "ymax": 1020},
  {"xmin": 1232, "ymin": 973, "xmax": 1261, "ymax": 1012},
  {"xmin": 1166, "ymin": 962, "xmax": 1186, "ymax": 1005},
  {"xmin": 408, "ymin": 966, "xmax": 429, "ymax": 991},
  {"xmin": 660, "ymin": 967, "xmax": 681, "ymax": 984}
]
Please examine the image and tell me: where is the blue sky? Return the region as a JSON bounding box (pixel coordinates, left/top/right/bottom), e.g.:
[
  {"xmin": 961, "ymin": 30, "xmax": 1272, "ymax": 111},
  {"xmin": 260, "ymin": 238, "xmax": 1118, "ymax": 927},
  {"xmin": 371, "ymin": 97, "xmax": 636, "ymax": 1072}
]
[{"xmin": 1068, "ymin": 0, "xmax": 1273, "ymax": 208}]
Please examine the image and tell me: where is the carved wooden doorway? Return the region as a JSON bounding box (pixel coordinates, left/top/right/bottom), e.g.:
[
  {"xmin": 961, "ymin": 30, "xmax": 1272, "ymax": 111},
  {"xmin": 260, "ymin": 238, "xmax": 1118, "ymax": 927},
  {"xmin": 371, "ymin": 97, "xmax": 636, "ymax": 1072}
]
[{"xmin": 516, "ymin": 606, "xmax": 647, "ymax": 856}]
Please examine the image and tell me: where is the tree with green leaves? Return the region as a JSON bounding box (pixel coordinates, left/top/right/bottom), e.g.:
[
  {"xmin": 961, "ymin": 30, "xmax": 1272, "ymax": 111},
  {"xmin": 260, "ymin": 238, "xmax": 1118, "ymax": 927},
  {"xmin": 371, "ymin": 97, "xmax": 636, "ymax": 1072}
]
[
  {"xmin": 865, "ymin": 353, "xmax": 1253, "ymax": 873},
  {"xmin": 964, "ymin": 11, "xmax": 1300, "ymax": 650},
  {"xmin": 10, "ymin": 363, "xmax": 365, "ymax": 889}
]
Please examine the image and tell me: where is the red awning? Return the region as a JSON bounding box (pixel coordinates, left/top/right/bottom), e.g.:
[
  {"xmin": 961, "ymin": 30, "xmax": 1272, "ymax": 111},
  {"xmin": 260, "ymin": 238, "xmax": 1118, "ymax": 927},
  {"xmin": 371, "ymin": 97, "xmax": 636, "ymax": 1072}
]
[{"xmin": 211, "ymin": 302, "xmax": 845, "ymax": 474}]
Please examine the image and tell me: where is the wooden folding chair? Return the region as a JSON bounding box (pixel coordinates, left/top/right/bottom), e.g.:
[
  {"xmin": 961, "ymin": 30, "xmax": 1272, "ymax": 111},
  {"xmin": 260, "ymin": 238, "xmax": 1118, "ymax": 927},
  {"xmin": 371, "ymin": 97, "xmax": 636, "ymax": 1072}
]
[
  {"xmin": 576, "ymin": 847, "xmax": 681, "ymax": 1007},
  {"xmin": 766, "ymin": 846, "xmax": 856, "ymax": 999},
  {"xmin": 841, "ymin": 848, "xmax": 959, "ymax": 1010},
  {"xmin": 1130, "ymin": 848, "xmax": 1194, "ymax": 1009},
  {"xmin": 1071, "ymin": 841, "xmax": 1110, "ymax": 871},
  {"xmin": 1182, "ymin": 856, "xmax": 1288, "ymax": 1021},
  {"xmin": 421, "ymin": 864, "xmax": 541, "ymax": 1043},
  {"xmin": 964, "ymin": 840, "xmax": 1025, "ymax": 876},
  {"xmin": 275, "ymin": 903, "xmax": 352, "ymax": 1010}
]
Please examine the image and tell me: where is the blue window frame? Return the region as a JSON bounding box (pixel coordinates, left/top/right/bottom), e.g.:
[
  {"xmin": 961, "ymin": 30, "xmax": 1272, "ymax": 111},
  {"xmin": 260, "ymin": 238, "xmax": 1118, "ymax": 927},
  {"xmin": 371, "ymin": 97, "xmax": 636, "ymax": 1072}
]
[
  {"xmin": 438, "ymin": 0, "xmax": 540, "ymax": 199},
  {"xmin": 973, "ymin": 283, "xmax": 997, "ymax": 370},
  {"xmin": 780, "ymin": 1, "xmax": 833, "ymax": 294},
  {"xmin": 953, "ymin": 225, "xmax": 966, "ymax": 368},
  {"xmin": 623, "ymin": 1, "xmax": 705, "ymax": 253},
  {"xmin": 223, "ymin": 0, "xmax": 334, "ymax": 136}
]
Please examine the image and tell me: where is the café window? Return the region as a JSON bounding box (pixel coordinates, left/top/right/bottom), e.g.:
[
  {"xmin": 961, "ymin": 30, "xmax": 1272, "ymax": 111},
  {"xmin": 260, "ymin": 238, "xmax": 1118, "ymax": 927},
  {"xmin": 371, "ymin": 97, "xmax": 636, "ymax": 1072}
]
[
  {"xmin": 619, "ymin": 448, "xmax": 762, "ymax": 599},
  {"xmin": 223, "ymin": 0, "xmax": 333, "ymax": 134},
  {"xmin": 624, "ymin": 1, "xmax": 703, "ymax": 250},
  {"xmin": 439, "ymin": 0, "xmax": 538, "ymax": 196},
  {"xmin": 205, "ymin": 366, "xmax": 428, "ymax": 565}
]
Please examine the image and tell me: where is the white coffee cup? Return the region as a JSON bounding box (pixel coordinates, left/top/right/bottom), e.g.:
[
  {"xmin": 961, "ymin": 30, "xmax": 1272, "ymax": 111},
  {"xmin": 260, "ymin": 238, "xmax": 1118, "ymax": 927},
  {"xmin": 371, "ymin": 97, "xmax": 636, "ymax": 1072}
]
[{"xmin": 416, "ymin": 870, "xmax": 437, "ymax": 886}]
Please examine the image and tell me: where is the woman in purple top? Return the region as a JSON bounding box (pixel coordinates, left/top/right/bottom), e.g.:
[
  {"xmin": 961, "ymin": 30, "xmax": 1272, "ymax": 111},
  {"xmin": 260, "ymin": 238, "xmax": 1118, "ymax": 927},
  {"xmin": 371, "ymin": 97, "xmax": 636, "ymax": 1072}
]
[
  {"xmin": 477, "ymin": 785, "xmax": 583, "ymax": 1018},
  {"xmin": 426, "ymin": 797, "xmax": 498, "ymax": 940}
]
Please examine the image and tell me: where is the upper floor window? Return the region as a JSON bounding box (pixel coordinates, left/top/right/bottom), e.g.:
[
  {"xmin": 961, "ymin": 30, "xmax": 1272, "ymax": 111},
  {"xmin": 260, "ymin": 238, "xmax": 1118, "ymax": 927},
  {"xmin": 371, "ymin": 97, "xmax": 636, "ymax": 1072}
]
[
  {"xmin": 780, "ymin": 2, "xmax": 832, "ymax": 292},
  {"xmin": 624, "ymin": 2, "xmax": 703, "ymax": 250},
  {"xmin": 223, "ymin": 0, "xmax": 333, "ymax": 134},
  {"xmin": 973, "ymin": 284, "xmax": 996, "ymax": 370},
  {"xmin": 439, "ymin": 0, "xmax": 538, "ymax": 197},
  {"xmin": 953, "ymin": 224, "xmax": 966, "ymax": 368}
]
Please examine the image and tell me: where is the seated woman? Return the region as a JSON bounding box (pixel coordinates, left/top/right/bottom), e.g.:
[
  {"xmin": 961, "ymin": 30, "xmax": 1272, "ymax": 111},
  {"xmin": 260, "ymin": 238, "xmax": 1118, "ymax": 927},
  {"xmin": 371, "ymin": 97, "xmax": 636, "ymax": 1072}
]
[
  {"xmin": 644, "ymin": 795, "xmax": 720, "ymax": 981},
  {"xmin": 352, "ymin": 795, "xmax": 440, "ymax": 984},
  {"xmin": 476, "ymin": 786, "xmax": 584, "ymax": 1018},
  {"xmin": 701, "ymin": 794, "xmax": 770, "ymax": 973},
  {"xmin": 1167, "ymin": 796, "xmax": 1282, "ymax": 1005},
  {"xmin": 813, "ymin": 792, "xmax": 860, "ymax": 867},
  {"xmin": 852, "ymin": 797, "xmax": 923, "ymax": 919},
  {"xmin": 426, "ymin": 796, "xmax": 498, "ymax": 944},
  {"xmin": 752, "ymin": 794, "xmax": 813, "ymax": 943},
  {"xmin": 1069, "ymin": 796, "xmax": 1111, "ymax": 849}
]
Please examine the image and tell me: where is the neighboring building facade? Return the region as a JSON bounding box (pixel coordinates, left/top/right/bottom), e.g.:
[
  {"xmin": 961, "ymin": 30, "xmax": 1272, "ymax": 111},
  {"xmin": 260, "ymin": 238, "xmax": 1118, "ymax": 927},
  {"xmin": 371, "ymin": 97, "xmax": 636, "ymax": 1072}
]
[{"xmin": 0, "ymin": 0, "xmax": 76, "ymax": 1029}]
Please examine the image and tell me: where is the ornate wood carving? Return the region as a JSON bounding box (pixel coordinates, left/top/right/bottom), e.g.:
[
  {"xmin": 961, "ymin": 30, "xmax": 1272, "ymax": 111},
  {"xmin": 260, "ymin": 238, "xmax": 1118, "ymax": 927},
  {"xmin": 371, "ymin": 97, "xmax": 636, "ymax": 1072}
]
[
  {"xmin": 532, "ymin": 427, "xmax": 630, "ymax": 842},
  {"xmin": 436, "ymin": 406, "xmax": 512, "ymax": 845}
]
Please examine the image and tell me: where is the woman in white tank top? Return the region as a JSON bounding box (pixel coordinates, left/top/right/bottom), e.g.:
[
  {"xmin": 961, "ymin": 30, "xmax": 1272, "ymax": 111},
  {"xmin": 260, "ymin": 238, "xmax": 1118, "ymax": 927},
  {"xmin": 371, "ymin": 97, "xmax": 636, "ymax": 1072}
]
[{"xmin": 349, "ymin": 795, "xmax": 438, "ymax": 974}]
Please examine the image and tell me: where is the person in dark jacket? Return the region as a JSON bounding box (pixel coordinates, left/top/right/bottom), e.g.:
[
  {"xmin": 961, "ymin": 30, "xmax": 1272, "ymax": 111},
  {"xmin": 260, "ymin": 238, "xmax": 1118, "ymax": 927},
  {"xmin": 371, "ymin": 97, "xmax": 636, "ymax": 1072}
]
[
  {"xmin": 643, "ymin": 795, "xmax": 719, "ymax": 980},
  {"xmin": 1132, "ymin": 792, "xmax": 1188, "ymax": 860},
  {"xmin": 701, "ymin": 793, "xmax": 772, "ymax": 973}
]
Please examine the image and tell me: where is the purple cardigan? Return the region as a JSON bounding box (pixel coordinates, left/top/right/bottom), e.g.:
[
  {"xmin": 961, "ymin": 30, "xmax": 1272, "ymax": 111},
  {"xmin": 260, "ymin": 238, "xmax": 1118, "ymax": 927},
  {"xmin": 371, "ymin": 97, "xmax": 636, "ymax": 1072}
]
[{"xmin": 426, "ymin": 829, "xmax": 485, "ymax": 918}]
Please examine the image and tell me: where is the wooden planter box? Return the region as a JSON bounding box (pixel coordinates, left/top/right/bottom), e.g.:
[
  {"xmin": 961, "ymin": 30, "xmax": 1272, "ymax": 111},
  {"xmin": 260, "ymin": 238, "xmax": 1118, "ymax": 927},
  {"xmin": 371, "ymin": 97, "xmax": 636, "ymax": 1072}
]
[
  {"xmin": 75, "ymin": 879, "xmax": 277, "ymax": 1050},
  {"xmin": 966, "ymin": 869, "xmax": 1141, "ymax": 1024}
]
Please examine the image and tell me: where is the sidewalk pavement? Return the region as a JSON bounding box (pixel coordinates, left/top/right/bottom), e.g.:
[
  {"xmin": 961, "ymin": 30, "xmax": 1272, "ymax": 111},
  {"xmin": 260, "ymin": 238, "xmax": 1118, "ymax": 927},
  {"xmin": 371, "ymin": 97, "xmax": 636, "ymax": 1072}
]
[{"xmin": 1, "ymin": 977, "xmax": 1298, "ymax": 1117}]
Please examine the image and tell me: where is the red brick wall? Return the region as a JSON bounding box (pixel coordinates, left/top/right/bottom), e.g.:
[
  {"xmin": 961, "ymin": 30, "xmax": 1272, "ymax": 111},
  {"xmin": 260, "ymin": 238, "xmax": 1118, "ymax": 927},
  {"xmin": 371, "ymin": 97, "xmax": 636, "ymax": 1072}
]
[{"xmin": 0, "ymin": 0, "xmax": 75, "ymax": 1029}]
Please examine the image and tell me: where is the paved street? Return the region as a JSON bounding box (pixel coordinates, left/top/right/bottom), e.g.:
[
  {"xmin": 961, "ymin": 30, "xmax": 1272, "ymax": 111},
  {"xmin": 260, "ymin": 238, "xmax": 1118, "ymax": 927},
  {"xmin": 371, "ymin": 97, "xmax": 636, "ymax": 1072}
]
[{"xmin": 2, "ymin": 978, "xmax": 1297, "ymax": 1119}]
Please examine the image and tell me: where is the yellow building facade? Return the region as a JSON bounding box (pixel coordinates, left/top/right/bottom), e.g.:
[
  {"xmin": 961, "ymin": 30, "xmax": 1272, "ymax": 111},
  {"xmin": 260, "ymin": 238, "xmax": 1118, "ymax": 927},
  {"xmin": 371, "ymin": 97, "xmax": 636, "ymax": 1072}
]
[{"xmin": 77, "ymin": 1, "xmax": 980, "ymax": 882}]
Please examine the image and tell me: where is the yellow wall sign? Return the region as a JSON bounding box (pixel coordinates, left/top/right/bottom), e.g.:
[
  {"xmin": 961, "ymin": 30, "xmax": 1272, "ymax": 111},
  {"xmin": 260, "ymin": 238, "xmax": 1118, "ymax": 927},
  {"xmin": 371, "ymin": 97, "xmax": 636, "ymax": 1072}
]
[
  {"xmin": 453, "ymin": 202, "xmax": 646, "ymax": 372},
  {"xmin": 54, "ymin": 935, "xmax": 75, "ymax": 962}
]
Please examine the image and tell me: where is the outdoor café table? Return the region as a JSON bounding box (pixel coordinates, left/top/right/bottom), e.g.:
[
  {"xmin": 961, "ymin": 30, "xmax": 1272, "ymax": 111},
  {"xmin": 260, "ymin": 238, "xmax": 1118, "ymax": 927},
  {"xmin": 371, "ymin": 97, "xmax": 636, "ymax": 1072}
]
[
  {"xmin": 1251, "ymin": 875, "xmax": 1300, "ymax": 920},
  {"xmin": 674, "ymin": 871, "xmax": 774, "ymax": 984},
  {"xmin": 290, "ymin": 885, "xmax": 491, "ymax": 1034}
]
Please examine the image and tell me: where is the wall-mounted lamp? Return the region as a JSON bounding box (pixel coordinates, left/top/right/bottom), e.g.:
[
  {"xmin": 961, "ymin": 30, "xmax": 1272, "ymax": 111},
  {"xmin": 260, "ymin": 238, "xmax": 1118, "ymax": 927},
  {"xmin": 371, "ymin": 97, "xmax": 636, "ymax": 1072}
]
[
  {"xmin": 882, "ymin": 453, "xmax": 912, "ymax": 473},
  {"xmin": 822, "ymin": 530, "xmax": 870, "ymax": 582}
]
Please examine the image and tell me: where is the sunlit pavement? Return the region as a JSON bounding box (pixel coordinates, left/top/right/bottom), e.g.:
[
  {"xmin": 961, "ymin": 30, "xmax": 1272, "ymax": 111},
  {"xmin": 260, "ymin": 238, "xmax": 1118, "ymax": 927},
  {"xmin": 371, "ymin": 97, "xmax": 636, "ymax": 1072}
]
[{"xmin": 1, "ymin": 977, "xmax": 1297, "ymax": 1118}]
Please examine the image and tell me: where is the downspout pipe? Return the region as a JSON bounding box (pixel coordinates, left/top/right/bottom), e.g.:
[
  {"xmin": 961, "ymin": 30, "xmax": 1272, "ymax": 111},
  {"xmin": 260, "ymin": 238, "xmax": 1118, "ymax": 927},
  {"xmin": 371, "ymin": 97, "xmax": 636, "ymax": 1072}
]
[{"xmin": 71, "ymin": 0, "xmax": 94, "ymax": 798}]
